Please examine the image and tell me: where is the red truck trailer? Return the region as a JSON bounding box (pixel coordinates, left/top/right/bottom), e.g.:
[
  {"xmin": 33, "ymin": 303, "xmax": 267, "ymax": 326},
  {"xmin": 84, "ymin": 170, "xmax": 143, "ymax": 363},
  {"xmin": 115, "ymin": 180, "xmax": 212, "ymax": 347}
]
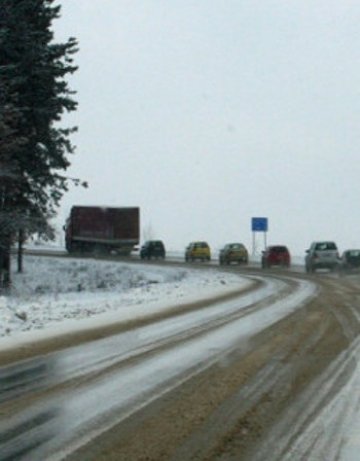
[{"xmin": 64, "ymin": 206, "xmax": 139, "ymax": 255}]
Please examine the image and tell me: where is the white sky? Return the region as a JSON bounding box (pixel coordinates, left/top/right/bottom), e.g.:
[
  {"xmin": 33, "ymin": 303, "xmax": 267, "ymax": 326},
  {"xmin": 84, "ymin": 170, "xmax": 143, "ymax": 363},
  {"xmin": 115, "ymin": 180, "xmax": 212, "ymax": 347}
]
[{"xmin": 53, "ymin": 1, "xmax": 360, "ymax": 255}]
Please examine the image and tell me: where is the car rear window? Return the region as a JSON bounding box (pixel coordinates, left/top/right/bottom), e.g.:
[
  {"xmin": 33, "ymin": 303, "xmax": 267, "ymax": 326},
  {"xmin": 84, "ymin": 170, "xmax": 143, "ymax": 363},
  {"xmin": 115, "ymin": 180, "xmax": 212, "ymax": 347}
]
[
  {"xmin": 271, "ymin": 246, "xmax": 288, "ymax": 253},
  {"xmin": 315, "ymin": 242, "xmax": 337, "ymax": 251}
]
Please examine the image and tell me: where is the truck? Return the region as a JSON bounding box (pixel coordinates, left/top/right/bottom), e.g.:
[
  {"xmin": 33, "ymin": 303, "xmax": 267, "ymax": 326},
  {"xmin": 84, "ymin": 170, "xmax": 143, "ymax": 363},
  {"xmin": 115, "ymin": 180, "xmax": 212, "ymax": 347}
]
[{"xmin": 64, "ymin": 206, "xmax": 140, "ymax": 255}]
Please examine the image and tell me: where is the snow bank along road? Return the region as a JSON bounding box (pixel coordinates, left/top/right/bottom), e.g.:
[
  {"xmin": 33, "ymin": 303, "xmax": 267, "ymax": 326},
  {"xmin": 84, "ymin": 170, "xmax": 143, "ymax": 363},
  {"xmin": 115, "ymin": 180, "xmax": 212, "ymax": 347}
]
[{"xmin": 1, "ymin": 266, "xmax": 360, "ymax": 460}]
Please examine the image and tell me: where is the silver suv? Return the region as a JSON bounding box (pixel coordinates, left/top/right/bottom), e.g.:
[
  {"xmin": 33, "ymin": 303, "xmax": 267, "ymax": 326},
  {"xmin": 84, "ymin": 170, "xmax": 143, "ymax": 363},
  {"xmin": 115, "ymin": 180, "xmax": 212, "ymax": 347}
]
[{"xmin": 305, "ymin": 241, "xmax": 339, "ymax": 273}]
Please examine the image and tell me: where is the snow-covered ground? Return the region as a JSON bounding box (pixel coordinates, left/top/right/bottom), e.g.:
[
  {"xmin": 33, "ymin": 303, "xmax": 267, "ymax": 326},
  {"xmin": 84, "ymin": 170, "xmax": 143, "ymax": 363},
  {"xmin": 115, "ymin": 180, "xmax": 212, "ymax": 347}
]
[
  {"xmin": 1, "ymin": 256, "xmax": 360, "ymax": 460},
  {"xmin": 0, "ymin": 255, "xmax": 249, "ymax": 347}
]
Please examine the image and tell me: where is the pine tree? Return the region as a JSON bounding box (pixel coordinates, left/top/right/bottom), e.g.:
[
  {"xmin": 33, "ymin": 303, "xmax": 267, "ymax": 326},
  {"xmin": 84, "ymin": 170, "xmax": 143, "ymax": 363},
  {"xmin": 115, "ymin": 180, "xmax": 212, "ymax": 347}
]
[
  {"xmin": 0, "ymin": 77, "xmax": 26, "ymax": 287},
  {"xmin": 0, "ymin": 0, "xmax": 79, "ymax": 287}
]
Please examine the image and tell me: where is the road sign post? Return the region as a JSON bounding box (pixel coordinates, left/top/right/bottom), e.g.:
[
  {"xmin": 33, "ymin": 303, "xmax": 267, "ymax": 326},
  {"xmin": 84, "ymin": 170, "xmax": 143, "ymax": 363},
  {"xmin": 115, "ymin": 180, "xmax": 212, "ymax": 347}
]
[{"xmin": 251, "ymin": 217, "xmax": 268, "ymax": 256}]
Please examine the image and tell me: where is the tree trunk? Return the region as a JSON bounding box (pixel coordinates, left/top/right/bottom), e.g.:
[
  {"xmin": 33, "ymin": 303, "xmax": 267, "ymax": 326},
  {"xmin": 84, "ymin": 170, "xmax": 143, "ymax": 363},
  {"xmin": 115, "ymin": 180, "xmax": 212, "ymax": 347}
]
[
  {"xmin": 0, "ymin": 239, "xmax": 11, "ymax": 290},
  {"xmin": 17, "ymin": 229, "xmax": 24, "ymax": 273}
]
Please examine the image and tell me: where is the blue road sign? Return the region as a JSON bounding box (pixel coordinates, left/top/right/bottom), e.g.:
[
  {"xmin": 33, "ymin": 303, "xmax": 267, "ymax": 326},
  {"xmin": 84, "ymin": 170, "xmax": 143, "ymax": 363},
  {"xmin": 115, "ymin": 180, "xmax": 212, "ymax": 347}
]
[{"xmin": 251, "ymin": 217, "xmax": 268, "ymax": 232}]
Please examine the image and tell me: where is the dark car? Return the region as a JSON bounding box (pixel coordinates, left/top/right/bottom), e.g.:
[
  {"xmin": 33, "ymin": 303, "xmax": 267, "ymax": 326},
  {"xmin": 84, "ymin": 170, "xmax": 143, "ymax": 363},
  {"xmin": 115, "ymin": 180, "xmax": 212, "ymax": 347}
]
[
  {"xmin": 140, "ymin": 240, "xmax": 165, "ymax": 260},
  {"xmin": 219, "ymin": 243, "xmax": 248, "ymax": 265},
  {"xmin": 340, "ymin": 249, "xmax": 360, "ymax": 272},
  {"xmin": 261, "ymin": 245, "xmax": 290, "ymax": 268}
]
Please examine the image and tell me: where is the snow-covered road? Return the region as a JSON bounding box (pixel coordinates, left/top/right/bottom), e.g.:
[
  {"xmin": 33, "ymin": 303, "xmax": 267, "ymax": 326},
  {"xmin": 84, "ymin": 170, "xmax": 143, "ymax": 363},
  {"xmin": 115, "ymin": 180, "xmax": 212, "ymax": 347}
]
[
  {"xmin": 0, "ymin": 265, "xmax": 315, "ymax": 461},
  {"xmin": 1, "ymin": 255, "xmax": 360, "ymax": 461}
]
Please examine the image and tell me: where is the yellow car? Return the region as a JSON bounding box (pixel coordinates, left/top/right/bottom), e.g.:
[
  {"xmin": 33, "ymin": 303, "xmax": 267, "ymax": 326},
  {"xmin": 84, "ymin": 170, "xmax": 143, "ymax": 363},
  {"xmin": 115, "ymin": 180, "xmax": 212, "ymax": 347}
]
[{"xmin": 185, "ymin": 241, "xmax": 211, "ymax": 262}]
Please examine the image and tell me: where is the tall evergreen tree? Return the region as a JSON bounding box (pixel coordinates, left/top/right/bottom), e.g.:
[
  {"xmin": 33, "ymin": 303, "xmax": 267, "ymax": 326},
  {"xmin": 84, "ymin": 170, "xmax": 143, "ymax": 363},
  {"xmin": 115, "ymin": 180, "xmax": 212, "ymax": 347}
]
[
  {"xmin": 0, "ymin": 76, "xmax": 26, "ymax": 287},
  {"xmin": 0, "ymin": 0, "xmax": 79, "ymax": 287}
]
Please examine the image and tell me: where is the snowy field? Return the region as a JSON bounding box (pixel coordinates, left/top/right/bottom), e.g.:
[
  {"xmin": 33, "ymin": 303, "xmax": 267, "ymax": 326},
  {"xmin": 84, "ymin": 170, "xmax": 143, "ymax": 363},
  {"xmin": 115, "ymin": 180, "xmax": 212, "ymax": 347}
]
[{"xmin": 0, "ymin": 255, "xmax": 249, "ymax": 345}]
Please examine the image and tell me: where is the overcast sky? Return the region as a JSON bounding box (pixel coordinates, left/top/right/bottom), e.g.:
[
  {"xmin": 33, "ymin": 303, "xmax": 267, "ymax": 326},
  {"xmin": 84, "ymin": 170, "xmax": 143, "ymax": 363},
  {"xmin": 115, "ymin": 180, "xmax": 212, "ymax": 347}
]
[{"xmin": 53, "ymin": 0, "xmax": 360, "ymax": 255}]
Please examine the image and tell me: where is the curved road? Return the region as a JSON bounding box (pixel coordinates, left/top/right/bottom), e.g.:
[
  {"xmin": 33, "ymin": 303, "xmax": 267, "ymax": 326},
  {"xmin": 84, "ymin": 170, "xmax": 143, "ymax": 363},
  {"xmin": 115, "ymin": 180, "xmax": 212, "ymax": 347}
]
[{"xmin": 0, "ymin": 261, "xmax": 359, "ymax": 460}]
